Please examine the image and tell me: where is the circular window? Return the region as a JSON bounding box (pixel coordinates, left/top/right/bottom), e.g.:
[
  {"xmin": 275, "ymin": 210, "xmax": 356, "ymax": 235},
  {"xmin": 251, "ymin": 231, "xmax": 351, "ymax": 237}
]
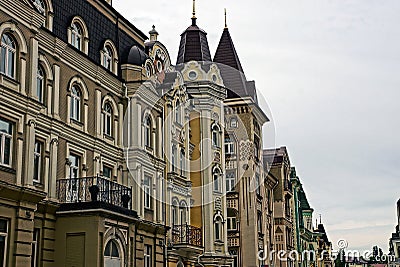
[
  {"xmin": 146, "ymin": 64, "xmax": 152, "ymax": 77},
  {"xmin": 188, "ymin": 71, "xmax": 197, "ymax": 80}
]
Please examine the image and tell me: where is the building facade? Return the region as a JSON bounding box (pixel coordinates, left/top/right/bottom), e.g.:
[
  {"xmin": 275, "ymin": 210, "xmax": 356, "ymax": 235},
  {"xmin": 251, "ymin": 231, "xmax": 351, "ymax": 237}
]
[{"xmin": 0, "ymin": 1, "xmax": 333, "ymax": 267}]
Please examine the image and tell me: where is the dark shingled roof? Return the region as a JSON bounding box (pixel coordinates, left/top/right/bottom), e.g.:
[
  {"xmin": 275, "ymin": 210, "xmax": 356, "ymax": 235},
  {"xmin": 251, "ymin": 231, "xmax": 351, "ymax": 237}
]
[
  {"xmin": 125, "ymin": 46, "xmax": 148, "ymax": 66},
  {"xmin": 213, "ymin": 28, "xmax": 258, "ymax": 103},
  {"xmin": 176, "ymin": 18, "xmax": 212, "ymax": 64},
  {"xmin": 214, "ymin": 28, "xmax": 244, "ymax": 73}
]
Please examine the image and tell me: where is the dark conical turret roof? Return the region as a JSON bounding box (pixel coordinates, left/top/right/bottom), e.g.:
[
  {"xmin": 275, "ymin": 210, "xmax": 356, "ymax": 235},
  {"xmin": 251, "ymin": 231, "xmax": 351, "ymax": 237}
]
[
  {"xmin": 176, "ymin": 17, "xmax": 212, "ymax": 64},
  {"xmin": 214, "ymin": 26, "xmax": 258, "ymax": 103},
  {"xmin": 214, "ymin": 28, "xmax": 244, "ymax": 73}
]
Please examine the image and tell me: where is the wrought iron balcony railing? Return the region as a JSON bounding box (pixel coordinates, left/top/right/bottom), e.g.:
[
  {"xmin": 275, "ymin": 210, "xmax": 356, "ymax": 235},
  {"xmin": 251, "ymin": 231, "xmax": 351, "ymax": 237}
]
[
  {"xmin": 172, "ymin": 224, "xmax": 202, "ymax": 247},
  {"xmin": 56, "ymin": 176, "xmax": 132, "ymax": 209}
]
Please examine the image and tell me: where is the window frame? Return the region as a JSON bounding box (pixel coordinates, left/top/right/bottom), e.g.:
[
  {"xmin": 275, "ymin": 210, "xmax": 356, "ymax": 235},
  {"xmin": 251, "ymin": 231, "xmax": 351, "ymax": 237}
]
[
  {"xmin": 213, "ymin": 168, "xmax": 221, "ymax": 193},
  {"xmin": 70, "ymin": 85, "xmax": 81, "ymax": 122},
  {"xmin": 69, "ymin": 153, "xmax": 80, "ymax": 178},
  {"xmin": 227, "ymin": 217, "xmax": 237, "ymax": 231},
  {"xmin": 226, "ymin": 171, "xmax": 236, "ymax": 192},
  {"xmin": 144, "ymin": 245, "xmax": 152, "ymax": 267},
  {"xmin": 0, "ymin": 33, "xmax": 16, "ymax": 79},
  {"xmin": 144, "ymin": 176, "xmax": 152, "ymax": 209},
  {"xmin": 102, "ymin": 165, "xmax": 113, "ymax": 179},
  {"xmin": 33, "ymin": 140, "xmax": 44, "ymax": 184},
  {"xmin": 0, "ymin": 219, "xmax": 8, "ymax": 267},
  {"xmin": 144, "ymin": 116, "xmax": 152, "ymax": 148},
  {"xmin": 36, "ymin": 65, "xmax": 45, "ymax": 104},
  {"xmin": 103, "ymin": 103, "xmax": 113, "ymax": 137},
  {"xmin": 0, "ymin": 118, "xmax": 13, "ymax": 167},
  {"xmin": 102, "ymin": 46, "xmax": 113, "ymax": 71},
  {"xmin": 224, "ymin": 135, "xmax": 235, "ymax": 155},
  {"xmin": 71, "ymin": 22, "xmax": 83, "ymax": 51},
  {"xmin": 211, "ymin": 124, "xmax": 220, "ymax": 148},
  {"xmin": 31, "ymin": 228, "xmax": 40, "ymax": 267},
  {"xmin": 214, "ymin": 216, "xmax": 223, "ymax": 241}
]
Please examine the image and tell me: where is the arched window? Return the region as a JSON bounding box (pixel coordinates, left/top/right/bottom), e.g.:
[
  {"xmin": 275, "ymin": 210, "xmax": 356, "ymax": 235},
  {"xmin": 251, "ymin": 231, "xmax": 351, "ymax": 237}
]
[
  {"xmin": 104, "ymin": 103, "xmax": 113, "ymax": 136},
  {"xmin": 213, "ymin": 168, "xmax": 221, "ymax": 192},
  {"xmin": 0, "ymin": 33, "xmax": 16, "ymax": 78},
  {"xmin": 70, "ymin": 86, "xmax": 81, "ymax": 121},
  {"xmin": 144, "ymin": 116, "xmax": 152, "ymax": 148},
  {"xmin": 179, "ymin": 201, "xmax": 187, "ymax": 225},
  {"xmin": 214, "ymin": 216, "xmax": 223, "ymax": 241},
  {"xmin": 104, "ymin": 240, "xmax": 121, "ymax": 267},
  {"xmin": 71, "ymin": 22, "xmax": 83, "ymax": 50},
  {"xmin": 172, "ymin": 199, "xmax": 179, "ymax": 226},
  {"xmin": 102, "ymin": 46, "xmax": 112, "ymax": 71},
  {"xmin": 36, "ymin": 65, "xmax": 45, "ymax": 103},
  {"xmin": 211, "ymin": 124, "xmax": 220, "ymax": 148}
]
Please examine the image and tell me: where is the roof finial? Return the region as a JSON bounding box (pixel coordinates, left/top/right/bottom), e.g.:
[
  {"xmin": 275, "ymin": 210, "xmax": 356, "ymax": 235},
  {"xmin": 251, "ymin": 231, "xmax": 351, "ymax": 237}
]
[
  {"xmin": 192, "ymin": 0, "xmax": 197, "ymax": 25},
  {"xmin": 224, "ymin": 8, "xmax": 228, "ymax": 28}
]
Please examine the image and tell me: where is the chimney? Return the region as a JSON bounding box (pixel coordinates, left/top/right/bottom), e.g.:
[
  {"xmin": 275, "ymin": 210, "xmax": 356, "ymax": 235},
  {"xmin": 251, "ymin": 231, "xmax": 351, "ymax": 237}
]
[{"xmin": 149, "ymin": 25, "xmax": 158, "ymax": 42}]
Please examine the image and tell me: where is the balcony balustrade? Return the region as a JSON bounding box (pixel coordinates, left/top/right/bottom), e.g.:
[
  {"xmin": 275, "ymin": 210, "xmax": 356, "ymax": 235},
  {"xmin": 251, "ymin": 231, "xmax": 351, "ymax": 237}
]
[
  {"xmin": 171, "ymin": 224, "xmax": 202, "ymax": 247},
  {"xmin": 56, "ymin": 176, "xmax": 132, "ymax": 210}
]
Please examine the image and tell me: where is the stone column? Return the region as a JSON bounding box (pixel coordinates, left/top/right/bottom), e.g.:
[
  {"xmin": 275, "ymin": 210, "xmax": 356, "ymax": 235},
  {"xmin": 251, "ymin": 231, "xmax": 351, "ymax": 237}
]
[
  {"xmin": 48, "ymin": 138, "xmax": 58, "ymax": 199},
  {"xmin": 95, "ymin": 89, "xmax": 102, "ymax": 137},
  {"xmin": 30, "ymin": 37, "xmax": 39, "ymax": 98},
  {"xmin": 52, "ymin": 65, "xmax": 60, "ymax": 119},
  {"xmin": 25, "ymin": 120, "xmax": 36, "ymax": 186}
]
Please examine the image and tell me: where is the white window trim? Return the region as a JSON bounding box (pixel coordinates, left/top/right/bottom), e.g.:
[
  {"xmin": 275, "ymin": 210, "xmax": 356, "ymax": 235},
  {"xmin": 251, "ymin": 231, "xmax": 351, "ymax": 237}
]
[
  {"xmin": 144, "ymin": 176, "xmax": 152, "ymax": 209},
  {"xmin": 0, "ymin": 119, "xmax": 13, "ymax": 167},
  {"xmin": 33, "ymin": 140, "xmax": 43, "ymax": 183},
  {"xmin": 0, "ymin": 33, "xmax": 16, "ymax": 79},
  {"xmin": 227, "ymin": 217, "xmax": 237, "ymax": 230},
  {"xmin": 144, "ymin": 245, "xmax": 152, "ymax": 267}
]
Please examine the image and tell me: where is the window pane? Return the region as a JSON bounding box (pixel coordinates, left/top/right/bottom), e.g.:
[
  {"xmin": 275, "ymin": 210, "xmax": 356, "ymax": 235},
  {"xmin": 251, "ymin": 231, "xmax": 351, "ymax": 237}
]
[
  {"xmin": 0, "ymin": 46, "xmax": 5, "ymax": 74},
  {"xmin": 0, "ymin": 119, "xmax": 11, "ymax": 134},
  {"xmin": 7, "ymin": 49, "xmax": 14, "ymax": 77},
  {"xmin": 103, "ymin": 166, "xmax": 112, "ymax": 179},
  {"xmin": 111, "ymin": 242, "xmax": 119, "ymax": 257},
  {"xmin": 0, "ymin": 220, "xmax": 7, "ymax": 233},
  {"xmin": 3, "ymin": 137, "xmax": 11, "ymax": 165}
]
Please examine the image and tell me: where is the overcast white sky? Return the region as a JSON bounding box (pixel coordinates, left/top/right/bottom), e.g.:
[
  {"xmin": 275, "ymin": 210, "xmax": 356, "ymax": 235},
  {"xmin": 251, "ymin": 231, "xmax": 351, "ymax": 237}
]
[{"xmin": 113, "ymin": 0, "xmax": 400, "ymax": 252}]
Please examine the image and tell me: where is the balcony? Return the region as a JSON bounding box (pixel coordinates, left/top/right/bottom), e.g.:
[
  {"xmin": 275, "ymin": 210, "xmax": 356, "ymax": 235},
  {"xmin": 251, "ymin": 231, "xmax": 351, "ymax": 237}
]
[
  {"xmin": 56, "ymin": 176, "xmax": 132, "ymax": 210},
  {"xmin": 171, "ymin": 224, "xmax": 203, "ymax": 248}
]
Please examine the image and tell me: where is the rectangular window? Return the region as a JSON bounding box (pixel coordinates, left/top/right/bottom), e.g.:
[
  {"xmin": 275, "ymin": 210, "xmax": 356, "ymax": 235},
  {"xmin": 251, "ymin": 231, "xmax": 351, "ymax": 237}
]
[
  {"xmin": 227, "ymin": 217, "xmax": 237, "ymax": 230},
  {"xmin": 69, "ymin": 154, "xmax": 80, "ymax": 178},
  {"xmin": 31, "ymin": 228, "xmax": 39, "ymax": 267},
  {"xmin": 144, "ymin": 245, "xmax": 152, "ymax": 267},
  {"xmin": 213, "ymin": 173, "xmax": 220, "ymax": 192},
  {"xmin": 0, "ymin": 118, "xmax": 12, "ymax": 167},
  {"xmin": 103, "ymin": 165, "xmax": 112, "ymax": 179},
  {"xmin": 226, "ymin": 172, "xmax": 236, "ymax": 192},
  {"xmin": 255, "ymin": 174, "xmax": 260, "ymax": 195},
  {"xmin": 33, "ymin": 141, "xmax": 43, "ymax": 183},
  {"xmin": 144, "ymin": 176, "xmax": 151, "ymax": 209},
  {"xmin": 257, "ymin": 213, "xmax": 262, "ymax": 233},
  {"xmin": 0, "ymin": 219, "xmax": 8, "ymax": 267}
]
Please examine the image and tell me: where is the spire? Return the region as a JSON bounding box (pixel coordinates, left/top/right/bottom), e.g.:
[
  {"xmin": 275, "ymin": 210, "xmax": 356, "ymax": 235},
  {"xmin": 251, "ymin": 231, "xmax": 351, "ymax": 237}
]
[
  {"xmin": 192, "ymin": 0, "xmax": 197, "ymax": 26},
  {"xmin": 214, "ymin": 26, "xmax": 244, "ymax": 73},
  {"xmin": 224, "ymin": 8, "xmax": 227, "ymax": 28}
]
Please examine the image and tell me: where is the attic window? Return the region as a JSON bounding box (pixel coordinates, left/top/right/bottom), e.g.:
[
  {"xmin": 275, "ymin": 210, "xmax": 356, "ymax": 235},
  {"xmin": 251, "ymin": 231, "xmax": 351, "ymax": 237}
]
[{"xmin": 188, "ymin": 71, "xmax": 197, "ymax": 80}]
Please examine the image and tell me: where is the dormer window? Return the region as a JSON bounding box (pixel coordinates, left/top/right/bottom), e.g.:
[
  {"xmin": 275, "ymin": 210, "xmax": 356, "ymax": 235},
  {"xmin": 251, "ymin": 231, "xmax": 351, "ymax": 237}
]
[
  {"xmin": 68, "ymin": 17, "xmax": 89, "ymax": 54},
  {"xmin": 0, "ymin": 34, "xmax": 16, "ymax": 79},
  {"xmin": 102, "ymin": 46, "xmax": 112, "ymax": 71},
  {"xmin": 71, "ymin": 23, "xmax": 82, "ymax": 50}
]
